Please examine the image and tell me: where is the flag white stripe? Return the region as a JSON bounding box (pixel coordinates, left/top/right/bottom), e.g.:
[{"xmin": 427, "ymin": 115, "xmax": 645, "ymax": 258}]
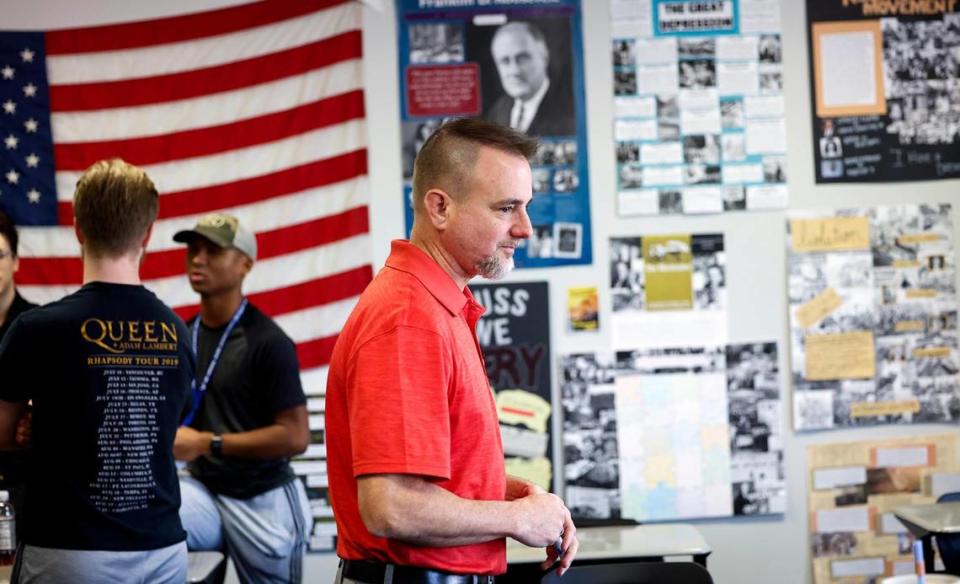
[
  {"xmin": 20, "ymin": 175, "xmax": 368, "ymax": 257},
  {"xmin": 55, "ymin": 119, "xmax": 367, "ymax": 200},
  {"xmin": 46, "ymin": 3, "xmax": 359, "ymax": 85},
  {"xmin": 300, "ymin": 366, "xmax": 329, "ymax": 397},
  {"xmin": 274, "ymin": 296, "xmax": 356, "ymax": 344},
  {"xmin": 51, "ymin": 60, "xmax": 362, "ymax": 143},
  {"xmin": 18, "ymin": 233, "xmax": 371, "ymax": 308}
]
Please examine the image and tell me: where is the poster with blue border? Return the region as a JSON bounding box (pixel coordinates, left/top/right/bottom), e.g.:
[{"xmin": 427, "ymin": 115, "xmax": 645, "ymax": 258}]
[
  {"xmin": 611, "ymin": 0, "xmax": 789, "ymax": 216},
  {"xmin": 397, "ymin": 0, "xmax": 592, "ymax": 268}
]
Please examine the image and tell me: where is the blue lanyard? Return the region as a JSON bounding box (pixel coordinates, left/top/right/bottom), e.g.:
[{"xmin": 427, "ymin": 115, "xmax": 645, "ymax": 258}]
[{"xmin": 183, "ymin": 299, "xmax": 248, "ymax": 426}]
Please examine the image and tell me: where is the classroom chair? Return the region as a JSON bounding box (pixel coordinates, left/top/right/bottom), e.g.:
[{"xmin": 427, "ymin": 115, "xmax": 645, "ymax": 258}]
[{"xmin": 541, "ymin": 561, "xmax": 714, "ymax": 584}]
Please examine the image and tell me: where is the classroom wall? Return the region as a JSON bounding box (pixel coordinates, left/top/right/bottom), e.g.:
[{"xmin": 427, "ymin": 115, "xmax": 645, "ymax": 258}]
[{"xmin": 6, "ymin": 2, "xmax": 960, "ymax": 583}]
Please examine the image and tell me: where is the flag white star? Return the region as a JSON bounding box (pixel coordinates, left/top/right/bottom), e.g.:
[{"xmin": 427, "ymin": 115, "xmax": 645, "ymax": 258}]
[
  {"xmin": 5, "ymin": 170, "xmax": 19, "ymax": 185},
  {"xmin": 23, "ymin": 83, "xmax": 37, "ymax": 98},
  {"xmin": 24, "ymin": 118, "xmax": 38, "ymax": 133},
  {"xmin": 3, "ymin": 135, "xmax": 17, "ymax": 150},
  {"xmin": 2, "ymin": 100, "xmax": 15, "ymax": 115},
  {"xmin": 0, "ymin": 66, "xmax": 13, "ymax": 80},
  {"xmin": 20, "ymin": 49, "xmax": 35, "ymax": 64},
  {"xmin": 27, "ymin": 189, "xmax": 41, "ymax": 204},
  {"xmin": 25, "ymin": 153, "xmax": 39, "ymax": 168}
]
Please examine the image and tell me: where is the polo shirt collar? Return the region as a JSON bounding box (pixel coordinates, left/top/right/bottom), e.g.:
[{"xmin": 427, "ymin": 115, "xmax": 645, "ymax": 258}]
[{"xmin": 385, "ymin": 240, "xmax": 483, "ymax": 317}]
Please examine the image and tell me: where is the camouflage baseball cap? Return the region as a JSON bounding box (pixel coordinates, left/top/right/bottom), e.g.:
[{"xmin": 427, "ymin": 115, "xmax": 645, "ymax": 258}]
[{"xmin": 173, "ymin": 213, "xmax": 257, "ymax": 260}]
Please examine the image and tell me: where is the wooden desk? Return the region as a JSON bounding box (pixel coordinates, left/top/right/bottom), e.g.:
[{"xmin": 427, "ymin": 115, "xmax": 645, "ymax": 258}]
[
  {"xmin": 502, "ymin": 524, "xmax": 711, "ymax": 583},
  {"xmin": 894, "ymin": 502, "xmax": 960, "ymax": 572}
]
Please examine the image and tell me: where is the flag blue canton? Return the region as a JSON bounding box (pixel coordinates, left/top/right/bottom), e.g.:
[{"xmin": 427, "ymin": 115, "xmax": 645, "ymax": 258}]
[{"xmin": 0, "ymin": 31, "xmax": 57, "ymax": 226}]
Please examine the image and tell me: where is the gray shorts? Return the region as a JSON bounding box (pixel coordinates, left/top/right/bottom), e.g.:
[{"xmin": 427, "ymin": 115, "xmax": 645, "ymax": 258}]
[{"xmin": 13, "ymin": 540, "xmax": 187, "ymax": 584}]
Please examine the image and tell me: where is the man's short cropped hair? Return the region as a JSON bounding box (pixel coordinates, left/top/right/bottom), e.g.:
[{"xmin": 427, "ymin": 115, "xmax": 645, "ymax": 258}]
[
  {"xmin": 0, "ymin": 208, "xmax": 18, "ymax": 257},
  {"xmin": 411, "ymin": 118, "xmax": 538, "ymax": 213},
  {"xmin": 73, "ymin": 159, "xmax": 159, "ymax": 258}
]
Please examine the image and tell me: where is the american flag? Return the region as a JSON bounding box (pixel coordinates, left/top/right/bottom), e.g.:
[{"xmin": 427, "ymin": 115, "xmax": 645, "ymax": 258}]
[{"xmin": 0, "ymin": 0, "xmax": 369, "ymax": 548}]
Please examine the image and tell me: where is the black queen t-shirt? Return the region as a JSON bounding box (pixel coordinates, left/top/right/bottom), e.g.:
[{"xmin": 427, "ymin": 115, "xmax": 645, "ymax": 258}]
[{"xmin": 0, "ymin": 282, "xmax": 194, "ymax": 550}]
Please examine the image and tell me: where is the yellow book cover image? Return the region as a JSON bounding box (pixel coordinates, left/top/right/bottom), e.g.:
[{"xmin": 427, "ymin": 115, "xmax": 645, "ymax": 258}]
[{"xmin": 567, "ymin": 286, "xmax": 599, "ymax": 332}]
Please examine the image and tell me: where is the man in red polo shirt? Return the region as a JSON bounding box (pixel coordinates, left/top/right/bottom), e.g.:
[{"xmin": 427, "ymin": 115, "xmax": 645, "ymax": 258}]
[{"xmin": 326, "ymin": 118, "xmax": 578, "ymax": 583}]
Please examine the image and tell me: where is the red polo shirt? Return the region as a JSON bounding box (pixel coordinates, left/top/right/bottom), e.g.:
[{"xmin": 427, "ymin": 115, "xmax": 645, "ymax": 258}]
[{"xmin": 325, "ymin": 240, "xmax": 506, "ymax": 574}]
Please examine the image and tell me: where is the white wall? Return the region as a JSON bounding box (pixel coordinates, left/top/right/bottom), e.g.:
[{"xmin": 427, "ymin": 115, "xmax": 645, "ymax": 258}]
[{"xmin": 6, "ymin": 1, "xmax": 960, "ymax": 583}]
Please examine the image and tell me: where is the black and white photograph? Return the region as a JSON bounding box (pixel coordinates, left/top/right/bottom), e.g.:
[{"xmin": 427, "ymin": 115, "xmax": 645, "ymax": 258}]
[
  {"xmin": 658, "ymin": 190, "xmax": 683, "ymax": 214},
  {"xmin": 759, "ymin": 68, "xmax": 783, "ymax": 93},
  {"xmin": 612, "ymin": 38, "xmax": 634, "ymax": 67},
  {"xmin": 554, "ymin": 221, "xmax": 583, "ymax": 259},
  {"xmin": 723, "ymin": 186, "xmax": 746, "ymax": 211},
  {"xmin": 819, "ymin": 135, "xmax": 843, "ymax": 159},
  {"xmin": 532, "ymin": 168, "xmax": 552, "ymax": 193},
  {"xmin": 658, "ymin": 120, "xmax": 681, "ymax": 141},
  {"xmin": 532, "ymin": 140, "xmax": 558, "ymax": 166},
  {"xmin": 758, "ymin": 34, "xmax": 782, "ymax": 64},
  {"xmin": 553, "ymin": 168, "xmax": 580, "ymax": 193},
  {"xmin": 610, "ymin": 237, "xmax": 644, "ymax": 312},
  {"xmin": 810, "ymin": 533, "xmax": 858, "ymax": 558},
  {"xmin": 721, "ymin": 97, "xmax": 745, "ymax": 129},
  {"xmin": 722, "ymin": 133, "xmax": 747, "ymax": 162},
  {"xmin": 527, "ymin": 224, "xmax": 554, "ymax": 259},
  {"xmin": 657, "ymin": 94, "xmax": 680, "ymax": 119},
  {"xmin": 694, "ymin": 255, "xmax": 726, "ymax": 310},
  {"xmin": 408, "ymin": 22, "xmax": 465, "ymax": 64},
  {"xmin": 763, "ymin": 156, "xmax": 786, "ymax": 183},
  {"xmin": 683, "ymin": 134, "xmax": 721, "ymax": 164},
  {"xmin": 685, "ymin": 163, "xmax": 722, "ymax": 185},
  {"xmin": 553, "ymin": 140, "xmax": 578, "ymax": 165},
  {"xmin": 614, "ymin": 69, "xmax": 638, "ymax": 96},
  {"xmin": 679, "ymin": 59, "xmax": 717, "ymax": 89},
  {"xmin": 466, "ymin": 17, "xmax": 577, "ymax": 136},
  {"xmin": 619, "ymin": 162, "xmax": 644, "ymax": 189},
  {"xmin": 400, "ymin": 118, "xmax": 443, "ymax": 179},
  {"xmin": 793, "ymin": 389, "xmax": 835, "ymax": 431},
  {"xmin": 616, "ymin": 141, "xmax": 641, "ymax": 163},
  {"xmin": 678, "ymin": 38, "xmax": 716, "ymax": 59}
]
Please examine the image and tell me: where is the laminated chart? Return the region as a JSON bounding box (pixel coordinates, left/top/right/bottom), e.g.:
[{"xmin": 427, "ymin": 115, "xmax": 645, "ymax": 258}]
[{"xmin": 611, "ymin": 0, "xmax": 788, "ymax": 215}]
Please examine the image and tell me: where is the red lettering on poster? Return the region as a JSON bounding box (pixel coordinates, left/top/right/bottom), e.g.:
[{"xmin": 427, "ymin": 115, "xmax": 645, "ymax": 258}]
[{"xmin": 406, "ymin": 64, "xmax": 480, "ymax": 117}]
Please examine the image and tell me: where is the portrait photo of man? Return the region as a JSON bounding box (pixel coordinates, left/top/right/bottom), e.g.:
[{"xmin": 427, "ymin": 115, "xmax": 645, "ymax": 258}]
[{"xmin": 468, "ymin": 18, "xmax": 577, "ymax": 137}]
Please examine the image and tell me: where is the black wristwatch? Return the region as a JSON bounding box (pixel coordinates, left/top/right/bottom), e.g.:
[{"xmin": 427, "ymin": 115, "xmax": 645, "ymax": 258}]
[{"xmin": 210, "ymin": 434, "xmax": 224, "ymax": 458}]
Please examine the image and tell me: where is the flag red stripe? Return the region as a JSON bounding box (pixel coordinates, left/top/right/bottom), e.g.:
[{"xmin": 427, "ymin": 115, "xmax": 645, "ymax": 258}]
[
  {"xmin": 44, "ymin": 0, "xmax": 349, "ymax": 55},
  {"xmin": 54, "ymin": 90, "xmax": 365, "ymax": 170},
  {"xmin": 171, "ymin": 265, "xmax": 373, "ymax": 321},
  {"xmin": 296, "ymin": 334, "xmax": 339, "ymax": 370},
  {"xmin": 57, "ymin": 149, "xmax": 369, "ymax": 225},
  {"xmin": 19, "ymin": 206, "xmax": 369, "ymax": 285},
  {"xmin": 49, "ymin": 31, "xmax": 362, "ymax": 112}
]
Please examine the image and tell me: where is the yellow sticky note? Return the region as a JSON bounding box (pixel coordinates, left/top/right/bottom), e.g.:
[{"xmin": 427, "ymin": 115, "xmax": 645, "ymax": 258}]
[
  {"xmin": 804, "ymin": 331, "xmax": 876, "ymax": 381},
  {"xmin": 795, "ymin": 288, "xmax": 843, "ymax": 329},
  {"xmin": 850, "ymin": 400, "xmax": 920, "ymax": 418},
  {"xmin": 790, "ymin": 217, "xmax": 870, "ymax": 253}
]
